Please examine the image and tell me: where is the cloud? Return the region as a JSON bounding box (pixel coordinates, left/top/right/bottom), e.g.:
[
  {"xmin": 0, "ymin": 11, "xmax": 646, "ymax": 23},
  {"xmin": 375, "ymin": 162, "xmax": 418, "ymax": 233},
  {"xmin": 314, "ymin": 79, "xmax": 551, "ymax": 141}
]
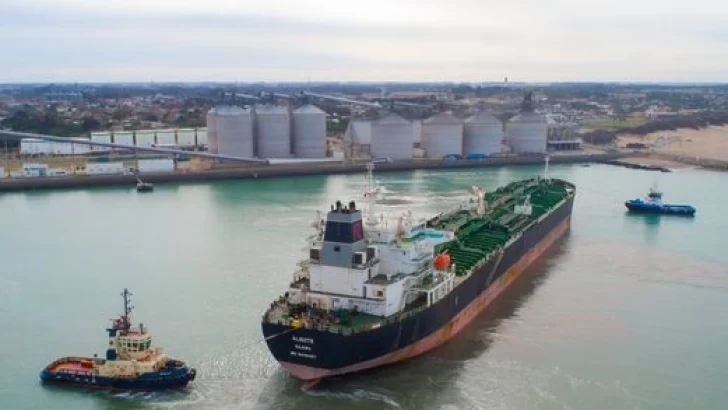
[{"xmin": 2, "ymin": 0, "xmax": 728, "ymax": 82}]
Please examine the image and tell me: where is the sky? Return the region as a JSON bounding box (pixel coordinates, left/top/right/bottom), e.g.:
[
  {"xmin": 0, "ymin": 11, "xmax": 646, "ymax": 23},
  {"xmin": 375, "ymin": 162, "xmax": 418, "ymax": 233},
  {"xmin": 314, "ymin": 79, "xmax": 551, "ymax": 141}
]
[{"xmin": 2, "ymin": 0, "xmax": 728, "ymax": 83}]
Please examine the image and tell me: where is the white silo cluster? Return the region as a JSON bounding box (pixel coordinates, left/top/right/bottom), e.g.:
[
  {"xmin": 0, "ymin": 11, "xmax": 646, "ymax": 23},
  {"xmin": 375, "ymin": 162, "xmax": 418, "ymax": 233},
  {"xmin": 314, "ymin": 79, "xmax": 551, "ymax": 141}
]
[
  {"xmin": 370, "ymin": 113, "xmax": 414, "ymax": 160},
  {"xmin": 421, "ymin": 113, "xmax": 463, "ymax": 158},
  {"xmin": 463, "ymin": 112, "xmax": 504, "ymax": 155},
  {"xmin": 207, "ymin": 105, "xmax": 255, "ymax": 158},
  {"xmin": 506, "ymin": 94, "xmax": 547, "ymax": 154},
  {"xmin": 205, "ymin": 103, "xmax": 327, "ymax": 159}
]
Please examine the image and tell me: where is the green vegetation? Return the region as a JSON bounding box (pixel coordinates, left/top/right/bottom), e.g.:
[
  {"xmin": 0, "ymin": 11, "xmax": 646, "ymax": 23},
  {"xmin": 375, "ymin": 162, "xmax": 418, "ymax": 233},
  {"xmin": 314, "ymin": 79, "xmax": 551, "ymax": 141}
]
[
  {"xmin": 580, "ymin": 116, "xmax": 648, "ymax": 131},
  {"xmin": 0, "ymin": 107, "xmax": 101, "ymax": 142}
]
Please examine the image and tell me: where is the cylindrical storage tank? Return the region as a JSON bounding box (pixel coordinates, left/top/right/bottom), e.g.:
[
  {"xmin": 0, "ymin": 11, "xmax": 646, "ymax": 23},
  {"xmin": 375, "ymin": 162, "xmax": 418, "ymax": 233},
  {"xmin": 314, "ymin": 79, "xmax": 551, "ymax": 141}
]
[
  {"xmin": 463, "ymin": 111, "xmax": 503, "ymax": 155},
  {"xmin": 292, "ymin": 104, "xmax": 326, "ymax": 158},
  {"xmin": 506, "ymin": 112, "xmax": 547, "ymax": 154},
  {"xmin": 255, "ymin": 105, "xmax": 291, "ymax": 158},
  {"xmin": 412, "ymin": 119, "xmax": 423, "ymax": 145},
  {"xmin": 206, "ymin": 109, "xmax": 218, "ymax": 152},
  {"xmin": 370, "ymin": 113, "xmax": 413, "ymax": 160},
  {"xmin": 209, "ymin": 105, "xmax": 254, "ymax": 157},
  {"xmin": 421, "ymin": 112, "xmax": 463, "ymax": 158}
]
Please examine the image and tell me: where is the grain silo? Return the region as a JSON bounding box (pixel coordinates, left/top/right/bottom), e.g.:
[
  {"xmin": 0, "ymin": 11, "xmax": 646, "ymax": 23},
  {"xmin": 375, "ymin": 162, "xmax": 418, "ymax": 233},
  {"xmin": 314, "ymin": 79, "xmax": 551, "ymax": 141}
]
[
  {"xmin": 292, "ymin": 104, "xmax": 326, "ymax": 158},
  {"xmin": 206, "ymin": 109, "xmax": 219, "ymax": 152},
  {"xmin": 370, "ymin": 113, "xmax": 413, "ymax": 160},
  {"xmin": 412, "ymin": 119, "xmax": 423, "ymax": 146},
  {"xmin": 422, "ymin": 112, "xmax": 463, "ymax": 158},
  {"xmin": 463, "ymin": 111, "xmax": 503, "ymax": 155},
  {"xmin": 506, "ymin": 92, "xmax": 547, "ymax": 154},
  {"xmin": 255, "ymin": 105, "xmax": 291, "ymax": 158},
  {"xmin": 207, "ymin": 105, "xmax": 254, "ymax": 157}
]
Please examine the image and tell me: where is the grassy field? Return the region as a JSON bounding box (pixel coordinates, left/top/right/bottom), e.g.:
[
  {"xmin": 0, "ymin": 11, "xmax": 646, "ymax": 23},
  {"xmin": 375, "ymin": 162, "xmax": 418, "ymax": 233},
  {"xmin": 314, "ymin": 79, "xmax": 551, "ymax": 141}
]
[{"xmin": 580, "ymin": 116, "xmax": 648, "ymax": 131}]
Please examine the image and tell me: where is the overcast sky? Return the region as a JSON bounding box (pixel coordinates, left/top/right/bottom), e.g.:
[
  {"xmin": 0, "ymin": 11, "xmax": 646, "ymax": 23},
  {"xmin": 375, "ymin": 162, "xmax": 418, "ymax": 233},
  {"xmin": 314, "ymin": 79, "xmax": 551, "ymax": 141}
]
[{"xmin": 3, "ymin": 0, "xmax": 728, "ymax": 83}]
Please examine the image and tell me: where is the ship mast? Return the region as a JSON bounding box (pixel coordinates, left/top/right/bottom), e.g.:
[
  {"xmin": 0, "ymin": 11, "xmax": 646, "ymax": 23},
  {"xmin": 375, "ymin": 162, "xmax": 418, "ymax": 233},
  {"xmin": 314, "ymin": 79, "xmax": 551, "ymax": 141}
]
[
  {"xmin": 121, "ymin": 288, "xmax": 133, "ymax": 329},
  {"xmin": 543, "ymin": 154, "xmax": 550, "ymax": 181},
  {"xmin": 364, "ymin": 162, "xmax": 380, "ymax": 226}
]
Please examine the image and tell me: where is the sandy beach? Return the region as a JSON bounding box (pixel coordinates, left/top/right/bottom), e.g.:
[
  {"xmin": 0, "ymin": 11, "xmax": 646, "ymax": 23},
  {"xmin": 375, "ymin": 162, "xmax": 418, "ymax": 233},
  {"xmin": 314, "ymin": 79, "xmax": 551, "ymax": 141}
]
[{"xmin": 617, "ymin": 125, "xmax": 728, "ymax": 161}]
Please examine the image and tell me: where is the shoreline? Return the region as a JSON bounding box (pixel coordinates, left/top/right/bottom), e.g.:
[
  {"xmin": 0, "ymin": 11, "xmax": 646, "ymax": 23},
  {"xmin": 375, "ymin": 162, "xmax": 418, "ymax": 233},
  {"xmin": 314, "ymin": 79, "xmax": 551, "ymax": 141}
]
[{"xmin": 0, "ymin": 153, "xmax": 618, "ymax": 192}]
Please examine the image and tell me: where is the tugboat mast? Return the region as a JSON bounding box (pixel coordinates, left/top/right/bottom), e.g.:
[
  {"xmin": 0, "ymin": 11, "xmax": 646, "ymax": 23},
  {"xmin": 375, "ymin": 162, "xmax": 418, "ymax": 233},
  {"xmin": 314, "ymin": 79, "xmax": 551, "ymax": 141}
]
[{"xmin": 121, "ymin": 288, "xmax": 133, "ymax": 329}]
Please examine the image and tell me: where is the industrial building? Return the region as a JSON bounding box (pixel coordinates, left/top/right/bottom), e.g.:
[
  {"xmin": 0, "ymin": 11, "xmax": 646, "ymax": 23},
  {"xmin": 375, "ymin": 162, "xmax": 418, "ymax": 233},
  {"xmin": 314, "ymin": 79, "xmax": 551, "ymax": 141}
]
[
  {"xmin": 506, "ymin": 93, "xmax": 548, "ymax": 154},
  {"xmin": 18, "ymin": 128, "xmax": 209, "ymax": 156},
  {"xmin": 89, "ymin": 128, "xmax": 208, "ymax": 149},
  {"xmin": 421, "ymin": 113, "xmax": 463, "ymax": 158},
  {"xmin": 20, "ymin": 139, "xmax": 93, "ymax": 155},
  {"xmin": 370, "ymin": 113, "xmax": 414, "ymax": 160},
  {"xmin": 464, "ymin": 112, "xmax": 504, "ymax": 156}
]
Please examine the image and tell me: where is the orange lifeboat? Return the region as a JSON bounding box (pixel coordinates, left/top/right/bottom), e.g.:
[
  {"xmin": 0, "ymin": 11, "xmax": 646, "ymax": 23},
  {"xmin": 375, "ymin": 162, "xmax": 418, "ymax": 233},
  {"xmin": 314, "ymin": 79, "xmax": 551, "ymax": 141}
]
[{"xmin": 433, "ymin": 253, "xmax": 451, "ymax": 270}]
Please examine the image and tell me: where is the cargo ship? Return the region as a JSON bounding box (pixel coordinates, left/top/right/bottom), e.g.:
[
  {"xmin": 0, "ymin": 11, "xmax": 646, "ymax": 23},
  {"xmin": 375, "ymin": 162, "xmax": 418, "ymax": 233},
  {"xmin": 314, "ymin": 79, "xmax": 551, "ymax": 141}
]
[
  {"xmin": 40, "ymin": 289, "xmax": 196, "ymax": 390},
  {"xmin": 262, "ymin": 163, "xmax": 575, "ymax": 383}
]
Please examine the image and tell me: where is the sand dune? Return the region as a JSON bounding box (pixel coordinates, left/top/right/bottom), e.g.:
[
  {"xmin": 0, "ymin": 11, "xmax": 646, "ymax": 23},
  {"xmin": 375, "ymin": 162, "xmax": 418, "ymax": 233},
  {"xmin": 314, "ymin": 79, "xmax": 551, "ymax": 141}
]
[{"xmin": 617, "ymin": 125, "xmax": 728, "ymax": 161}]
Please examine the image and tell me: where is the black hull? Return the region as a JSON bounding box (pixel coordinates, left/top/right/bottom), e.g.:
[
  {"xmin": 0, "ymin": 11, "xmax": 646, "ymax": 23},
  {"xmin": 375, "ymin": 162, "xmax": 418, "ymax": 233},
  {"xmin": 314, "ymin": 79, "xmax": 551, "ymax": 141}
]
[{"xmin": 263, "ymin": 194, "xmax": 574, "ymax": 377}]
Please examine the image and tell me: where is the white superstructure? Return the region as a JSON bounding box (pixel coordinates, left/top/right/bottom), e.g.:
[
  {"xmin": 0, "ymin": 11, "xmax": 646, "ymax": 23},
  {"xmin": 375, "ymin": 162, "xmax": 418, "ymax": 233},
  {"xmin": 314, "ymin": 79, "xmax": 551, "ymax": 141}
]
[{"xmin": 275, "ymin": 164, "xmax": 460, "ymax": 321}]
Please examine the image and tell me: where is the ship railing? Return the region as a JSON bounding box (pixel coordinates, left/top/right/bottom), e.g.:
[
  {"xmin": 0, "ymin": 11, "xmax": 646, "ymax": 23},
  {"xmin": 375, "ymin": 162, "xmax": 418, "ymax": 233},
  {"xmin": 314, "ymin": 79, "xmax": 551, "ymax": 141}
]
[
  {"xmin": 293, "ymin": 269, "xmax": 309, "ymax": 281},
  {"xmin": 57, "ymin": 368, "xmax": 93, "ymax": 376}
]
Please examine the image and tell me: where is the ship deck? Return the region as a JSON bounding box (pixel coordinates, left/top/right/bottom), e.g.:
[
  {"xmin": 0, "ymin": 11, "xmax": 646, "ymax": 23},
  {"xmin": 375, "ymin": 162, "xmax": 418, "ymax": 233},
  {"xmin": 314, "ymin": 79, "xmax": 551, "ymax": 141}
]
[
  {"xmin": 265, "ymin": 301, "xmax": 387, "ymax": 334},
  {"xmin": 46, "ymin": 358, "xmax": 94, "ymax": 374},
  {"xmin": 429, "ymin": 178, "xmax": 573, "ymax": 276}
]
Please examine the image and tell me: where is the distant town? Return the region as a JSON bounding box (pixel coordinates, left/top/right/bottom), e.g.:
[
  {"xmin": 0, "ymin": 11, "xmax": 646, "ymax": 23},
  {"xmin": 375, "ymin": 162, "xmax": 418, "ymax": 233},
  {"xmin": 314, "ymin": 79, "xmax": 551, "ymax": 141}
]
[
  {"xmin": 1, "ymin": 81, "xmax": 727, "ymax": 188},
  {"xmin": 2, "ymin": 82, "xmax": 727, "ymax": 147}
]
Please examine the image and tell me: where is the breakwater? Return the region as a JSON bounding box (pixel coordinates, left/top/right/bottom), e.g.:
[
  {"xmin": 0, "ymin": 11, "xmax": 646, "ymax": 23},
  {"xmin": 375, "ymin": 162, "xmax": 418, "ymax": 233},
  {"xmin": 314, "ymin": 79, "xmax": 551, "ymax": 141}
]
[{"xmin": 0, "ymin": 153, "xmax": 621, "ymax": 192}]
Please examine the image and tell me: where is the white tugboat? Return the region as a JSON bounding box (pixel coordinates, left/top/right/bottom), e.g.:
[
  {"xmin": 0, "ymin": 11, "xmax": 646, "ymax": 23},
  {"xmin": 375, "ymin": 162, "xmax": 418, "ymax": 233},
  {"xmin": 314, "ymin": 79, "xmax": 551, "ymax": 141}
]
[{"xmin": 40, "ymin": 289, "xmax": 196, "ymax": 390}]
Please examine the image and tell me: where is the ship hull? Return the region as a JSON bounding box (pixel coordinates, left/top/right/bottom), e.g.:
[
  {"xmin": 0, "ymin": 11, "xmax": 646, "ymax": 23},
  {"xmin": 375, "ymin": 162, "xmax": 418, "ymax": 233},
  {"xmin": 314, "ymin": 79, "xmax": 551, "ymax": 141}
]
[
  {"xmin": 39, "ymin": 357, "xmax": 196, "ymax": 391},
  {"xmin": 263, "ymin": 194, "xmax": 575, "ymax": 380},
  {"xmin": 624, "ymin": 201, "xmax": 695, "ymax": 216}
]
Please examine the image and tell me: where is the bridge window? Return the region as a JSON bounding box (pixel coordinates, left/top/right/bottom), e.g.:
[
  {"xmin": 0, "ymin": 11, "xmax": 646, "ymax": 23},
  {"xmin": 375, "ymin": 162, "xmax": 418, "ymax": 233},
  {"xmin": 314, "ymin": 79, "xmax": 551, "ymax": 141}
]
[{"xmin": 325, "ymin": 220, "xmax": 363, "ymax": 243}]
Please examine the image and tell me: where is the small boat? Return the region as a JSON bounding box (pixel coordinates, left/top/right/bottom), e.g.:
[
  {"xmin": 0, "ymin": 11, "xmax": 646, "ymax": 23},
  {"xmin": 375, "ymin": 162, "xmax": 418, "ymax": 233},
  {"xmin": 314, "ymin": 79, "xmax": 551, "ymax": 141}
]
[
  {"xmin": 40, "ymin": 289, "xmax": 196, "ymax": 390},
  {"xmin": 625, "ymin": 186, "xmax": 696, "ymax": 216},
  {"xmin": 136, "ymin": 178, "xmax": 154, "ymax": 192}
]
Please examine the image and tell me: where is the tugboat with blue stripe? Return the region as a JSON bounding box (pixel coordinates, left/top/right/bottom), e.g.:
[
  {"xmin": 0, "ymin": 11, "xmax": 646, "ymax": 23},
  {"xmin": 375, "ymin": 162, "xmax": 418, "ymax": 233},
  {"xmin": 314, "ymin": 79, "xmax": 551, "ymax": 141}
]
[
  {"xmin": 625, "ymin": 185, "xmax": 696, "ymax": 216},
  {"xmin": 39, "ymin": 289, "xmax": 196, "ymax": 390}
]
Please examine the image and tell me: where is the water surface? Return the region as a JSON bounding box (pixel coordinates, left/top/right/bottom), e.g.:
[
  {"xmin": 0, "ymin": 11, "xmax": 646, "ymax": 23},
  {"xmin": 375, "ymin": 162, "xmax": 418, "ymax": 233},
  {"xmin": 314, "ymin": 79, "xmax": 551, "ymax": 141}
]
[{"xmin": 1, "ymin": 164, "xmax": 727, "ymax": 409}]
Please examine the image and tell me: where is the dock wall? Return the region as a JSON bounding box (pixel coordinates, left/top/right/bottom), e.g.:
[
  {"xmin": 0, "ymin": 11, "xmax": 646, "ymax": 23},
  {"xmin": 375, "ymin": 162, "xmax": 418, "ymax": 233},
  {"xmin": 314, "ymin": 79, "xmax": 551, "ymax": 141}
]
[{"xmin": 0, "ymin": 153, "xmax": 623, "ymax": 192}]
